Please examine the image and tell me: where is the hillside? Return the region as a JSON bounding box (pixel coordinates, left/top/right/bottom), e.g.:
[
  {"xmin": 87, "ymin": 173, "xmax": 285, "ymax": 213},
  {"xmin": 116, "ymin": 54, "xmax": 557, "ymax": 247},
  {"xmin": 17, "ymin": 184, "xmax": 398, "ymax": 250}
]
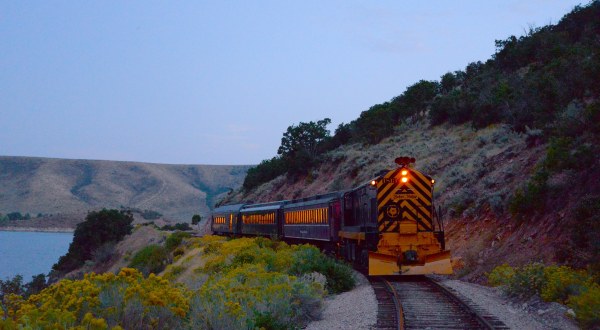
[
  {"xmin": 222, "ymin": 2, "xmax": 600, "ymax": 281},
  {"xmin": 0, "ymin": 156, "xmax": 250, "ymax": 228}
]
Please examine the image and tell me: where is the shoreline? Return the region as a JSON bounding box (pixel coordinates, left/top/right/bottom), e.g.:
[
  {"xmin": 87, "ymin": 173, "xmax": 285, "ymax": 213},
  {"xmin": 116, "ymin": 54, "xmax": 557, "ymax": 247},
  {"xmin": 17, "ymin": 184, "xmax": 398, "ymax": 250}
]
[{"xmin": 0, "ymin": 226, "xmax": 75, "ymax": 233}]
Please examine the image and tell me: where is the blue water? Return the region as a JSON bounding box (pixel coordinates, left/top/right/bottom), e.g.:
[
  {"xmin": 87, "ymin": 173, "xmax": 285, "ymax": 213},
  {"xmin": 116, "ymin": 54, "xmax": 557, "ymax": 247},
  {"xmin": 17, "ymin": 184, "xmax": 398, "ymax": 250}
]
[{"xmin": 0, "ymin": 231, "xmax": 73, "ymax": 281}]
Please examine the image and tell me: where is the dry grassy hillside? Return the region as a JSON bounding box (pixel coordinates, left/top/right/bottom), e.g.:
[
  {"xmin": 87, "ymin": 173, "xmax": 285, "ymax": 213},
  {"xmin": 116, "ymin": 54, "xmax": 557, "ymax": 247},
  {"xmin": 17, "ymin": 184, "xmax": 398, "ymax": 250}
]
[
  {"xmin": 223, "ymin": 121, "xmax": 599, "ymax": 281},
  {"xmin": 0, "ymin": 156, "xmax": 250, "ymax": 226}
]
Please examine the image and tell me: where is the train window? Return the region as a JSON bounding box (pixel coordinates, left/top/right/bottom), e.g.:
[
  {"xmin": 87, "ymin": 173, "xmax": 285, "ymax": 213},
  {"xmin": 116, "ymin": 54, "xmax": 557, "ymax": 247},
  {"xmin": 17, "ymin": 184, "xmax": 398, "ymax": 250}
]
[
  {"xmin": 285, "ymin": 208, "xmax": 328, "ymax": 225},
  {"xmin": 242, "ymin": 213, "xmax": 276, "ymax": 224}
]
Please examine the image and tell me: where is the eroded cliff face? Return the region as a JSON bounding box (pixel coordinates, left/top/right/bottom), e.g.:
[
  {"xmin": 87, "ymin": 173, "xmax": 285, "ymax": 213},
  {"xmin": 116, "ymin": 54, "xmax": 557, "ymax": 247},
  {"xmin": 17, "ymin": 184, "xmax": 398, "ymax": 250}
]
[{"xmin": 222, "ymin": 122, "xmax": 599, "ymax": 280}]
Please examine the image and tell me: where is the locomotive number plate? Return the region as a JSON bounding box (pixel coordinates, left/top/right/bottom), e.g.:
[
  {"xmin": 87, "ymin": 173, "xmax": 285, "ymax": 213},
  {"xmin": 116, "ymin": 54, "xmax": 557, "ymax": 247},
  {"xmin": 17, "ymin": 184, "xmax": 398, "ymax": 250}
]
[{"xmin": 397, "ymin": 194, "xmax": 418, "ymax": 200}]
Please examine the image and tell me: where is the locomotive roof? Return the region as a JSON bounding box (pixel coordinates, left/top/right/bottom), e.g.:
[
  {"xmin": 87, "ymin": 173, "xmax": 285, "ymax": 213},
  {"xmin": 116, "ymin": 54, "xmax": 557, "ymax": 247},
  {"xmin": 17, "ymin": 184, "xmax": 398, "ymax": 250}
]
[{"xmin": 212, "ymin": 203, "xmax": 246, "ymax": 214}]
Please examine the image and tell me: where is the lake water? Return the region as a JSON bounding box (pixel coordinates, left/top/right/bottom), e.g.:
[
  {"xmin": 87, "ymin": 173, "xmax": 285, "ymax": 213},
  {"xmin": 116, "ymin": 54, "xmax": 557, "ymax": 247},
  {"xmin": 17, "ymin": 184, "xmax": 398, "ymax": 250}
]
[{"xmin": 0, "ymin": 231, "xmax": 73, "ymax": 281}]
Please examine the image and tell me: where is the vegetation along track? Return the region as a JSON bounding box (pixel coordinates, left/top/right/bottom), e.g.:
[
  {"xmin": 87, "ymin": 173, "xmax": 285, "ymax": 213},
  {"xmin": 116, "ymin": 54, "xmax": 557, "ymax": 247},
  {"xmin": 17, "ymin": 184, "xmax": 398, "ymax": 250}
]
[{"xmin": 371, "ymin": 276, "xmax": 508, "ymax": 330}]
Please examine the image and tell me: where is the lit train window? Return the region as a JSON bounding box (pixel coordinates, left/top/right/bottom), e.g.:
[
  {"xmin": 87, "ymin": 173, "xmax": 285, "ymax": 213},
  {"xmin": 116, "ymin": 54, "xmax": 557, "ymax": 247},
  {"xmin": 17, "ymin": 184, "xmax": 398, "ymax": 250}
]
[
  {"xmin": 242, "ymin": 213, "xmax": 275, "ymax": 224},
  {"xmin": 284, "ymin": 208, "xmax": 329, "ymax": 224}
]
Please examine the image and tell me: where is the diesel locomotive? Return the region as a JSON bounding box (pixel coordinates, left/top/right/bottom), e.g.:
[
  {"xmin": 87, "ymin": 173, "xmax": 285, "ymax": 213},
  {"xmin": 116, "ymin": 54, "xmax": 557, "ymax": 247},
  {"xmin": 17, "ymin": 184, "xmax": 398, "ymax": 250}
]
[{"xmin": 211, "ymin": 157, "xmax": 452, "ymax": 276}]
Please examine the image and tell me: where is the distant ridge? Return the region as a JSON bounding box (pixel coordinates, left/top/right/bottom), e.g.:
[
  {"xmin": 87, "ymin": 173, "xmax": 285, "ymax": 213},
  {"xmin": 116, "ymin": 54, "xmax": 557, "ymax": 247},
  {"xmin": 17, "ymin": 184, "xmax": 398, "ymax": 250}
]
[{"xmin": 0, "ymin": 156, "xmax": 251, "ymax": 223}]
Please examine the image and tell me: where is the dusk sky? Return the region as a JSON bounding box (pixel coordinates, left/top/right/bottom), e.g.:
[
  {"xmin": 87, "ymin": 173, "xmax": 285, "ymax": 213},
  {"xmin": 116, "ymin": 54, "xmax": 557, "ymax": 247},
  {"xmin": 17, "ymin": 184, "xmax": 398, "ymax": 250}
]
[{"xmin": 1, "ymin": 1, "xmax": 584, "ymax": 165}]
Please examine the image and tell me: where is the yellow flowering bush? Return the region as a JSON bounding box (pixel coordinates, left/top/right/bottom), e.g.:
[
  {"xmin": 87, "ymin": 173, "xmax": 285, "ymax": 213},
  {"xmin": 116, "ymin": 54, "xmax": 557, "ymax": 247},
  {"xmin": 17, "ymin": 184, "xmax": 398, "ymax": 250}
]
[
  {"xmin": 192, "ymin": 236, "xmax": 355, "ymax": 328},
  {"xmin": 198, "ymin": 236, "xmax": 354, "ymax": 293},
  {"xmin": 487, "ymin": 263, "xmax": 600, "ymax": 328},
  {"xmin": 0, "ymin": 268, "xmax": 191, "ymax": 329},
  {"xmin": 567, "ymin": 283, "xmax": 600, "ymax": 329},
  {"xmin": 2, "ymin": 236, "xmax": 353, "ymax": 329},
  {"xmin": 542, "ymin": 265, "xmax": 589, "ymax": 303},
  {"xmin": 190, "ymin": 263, "xmax": 324, "ymax": 329},
  {"xmin": 196, "ymin": 234, "xmax": 226, "ymax": 254}
]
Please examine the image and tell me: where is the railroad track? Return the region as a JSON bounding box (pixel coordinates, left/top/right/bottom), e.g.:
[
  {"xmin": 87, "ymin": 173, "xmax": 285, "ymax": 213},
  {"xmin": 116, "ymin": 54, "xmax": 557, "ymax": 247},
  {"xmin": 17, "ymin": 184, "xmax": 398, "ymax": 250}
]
[
  {"xmin": 371, "ymin": 277, "xmax": 401, "ymax": 330},
  {"xmin": 371, "ymin": 276, "xmax": 509, "ymax": 330}
]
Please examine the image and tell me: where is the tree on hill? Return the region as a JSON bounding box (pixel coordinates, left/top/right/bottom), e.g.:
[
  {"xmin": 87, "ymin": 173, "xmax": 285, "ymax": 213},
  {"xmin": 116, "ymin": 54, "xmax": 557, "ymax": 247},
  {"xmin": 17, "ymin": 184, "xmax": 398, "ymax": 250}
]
[
  {"xmin": 52, "ymin": 209, "xmax": 133, "ymax": 275},
  {"xmin": 243, "ymin": 156, "xmax": 288, "ymax": 190},
  {"xmin": 191, "ymin": 214, "xmax": 202, "ymax": 225},
  {"xmin": 242, "ymin": 118, "xmax": 332, "ymax": 190},
  {"xmin": 277, "ymin": 118, "xmax": 331, "ymax": 160}
]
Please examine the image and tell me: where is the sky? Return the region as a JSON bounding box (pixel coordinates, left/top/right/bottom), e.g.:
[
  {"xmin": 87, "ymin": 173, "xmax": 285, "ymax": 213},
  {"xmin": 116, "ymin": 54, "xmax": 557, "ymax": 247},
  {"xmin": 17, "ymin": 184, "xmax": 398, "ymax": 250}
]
[{"xmin": 0, "ymin": 1, "xmax": 586, "ymax": 165}]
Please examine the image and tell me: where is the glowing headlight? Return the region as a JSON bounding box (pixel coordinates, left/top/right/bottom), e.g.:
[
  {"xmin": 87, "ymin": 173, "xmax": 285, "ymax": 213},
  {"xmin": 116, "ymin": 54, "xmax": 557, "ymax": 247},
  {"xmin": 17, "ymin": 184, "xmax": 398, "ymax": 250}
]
[
  {"xmin": 401, "ymin": 170, "xmax": 408, "ymax": 176},
  {"xmin": 370, "ymin": 180, "xmax": 377, "ymax": 186},
  {"xmin": 401, "ymin": 177, "xmax": 408, "ymax": 183}
]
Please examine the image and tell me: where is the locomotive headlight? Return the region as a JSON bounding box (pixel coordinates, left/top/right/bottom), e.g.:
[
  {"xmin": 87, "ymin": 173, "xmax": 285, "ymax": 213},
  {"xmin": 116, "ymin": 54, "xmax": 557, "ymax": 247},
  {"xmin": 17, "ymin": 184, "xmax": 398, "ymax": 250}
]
[
  {"xmin": 401, "ymin": 177, "xmax": 408, "ymax": 183},
  {"xmin": 401, "ymin": 170, "xmax": 408, "ymax": 176},
  {"xmin": 431, "ymin": 179, "xmax": 435, "ymax": 184},
  {"xmin": 370, "ymin": 180, "xmax": 377, "ymax": 186}
]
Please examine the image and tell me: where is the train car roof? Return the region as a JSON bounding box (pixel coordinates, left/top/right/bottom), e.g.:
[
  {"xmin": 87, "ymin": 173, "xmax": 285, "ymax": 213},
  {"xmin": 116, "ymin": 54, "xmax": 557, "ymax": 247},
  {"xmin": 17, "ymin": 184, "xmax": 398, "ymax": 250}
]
[
  {"xmin": 212, "ymin": 203, "xmax": 246, "ymax": 214},
  {"xmin": 241, "ymin": 201, "xmax": 287, "ymax": 213},
  {"xmin": 285, "ymin": 193, "xmax": 342, "ymax": 209}
]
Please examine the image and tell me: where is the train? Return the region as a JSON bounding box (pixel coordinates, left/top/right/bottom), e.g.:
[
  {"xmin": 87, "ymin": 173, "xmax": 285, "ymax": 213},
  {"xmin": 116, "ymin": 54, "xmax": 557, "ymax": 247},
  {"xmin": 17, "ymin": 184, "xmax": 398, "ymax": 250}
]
[{"xmin": 211, "ymin": 157, "xmax": 452, "ymax": 276}]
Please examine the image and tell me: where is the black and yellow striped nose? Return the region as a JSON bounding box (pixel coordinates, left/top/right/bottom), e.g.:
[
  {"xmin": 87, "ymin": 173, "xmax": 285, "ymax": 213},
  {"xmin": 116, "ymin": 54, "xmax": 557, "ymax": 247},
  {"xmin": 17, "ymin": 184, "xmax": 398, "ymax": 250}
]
[{"xmin": 376, "ymin": 167, "xmax": 433, "ymax": 233}]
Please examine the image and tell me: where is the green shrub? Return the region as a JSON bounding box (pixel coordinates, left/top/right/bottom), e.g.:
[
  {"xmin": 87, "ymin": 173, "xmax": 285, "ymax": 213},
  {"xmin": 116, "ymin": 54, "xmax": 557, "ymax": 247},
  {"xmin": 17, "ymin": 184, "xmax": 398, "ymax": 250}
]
[
  {"xmin": 141, "ymin": 209, "xmax": 162, "ymax": 220},
  {"xmin": 508, "ymin": 166, "xmax": 548, "ymax": 219},
  {"xmin": 165, "ymin": 231, "xmax": 191, "ymax": 251},
  {"xmin": 128, "ymin": 245, "xmax": 170, "ymax": 276},
  {"xmin": 506, "ymin": 263, "xmax": 546, "ymax": 298},
  {"xmin": 252, "ymin": 311, "xmax": 289, "ymax": 330},
  {"xmin": 290, "ymin": 245, "xmax": 355, "ymax": 294},
  {"xmin": 164, "ymin": 265, "xmax": 186, "ymax": 280},
  {"xmin": 568, "ymin": 283, "xmax": 600, "ymax": 329},
  {"xmin": 571, "ymin": 196, "xmax": 600, "ymax": 261},
  {"xmin": 91, "ymin": 241, "xmax": 116, "ymax": 264},
  {"xmin": 542, "ymin": 266, "xmax": 588, "ymax": 303},
  {"xmin": 487, "ymin": 264, "xmax": 516, "ymax": 286},
  {"xmin": 161, "ymin": 223, "xmax": 192, "ymax": 231},
  {"xmin": 53, "ymin": 209, "xmax": 133, "ymax": 274},
  {"xmin": 173, "ymin": 247, "xmax": 185, "ymax": 258},
  {"xmin": 243, "ymin": 156, "xmax": 288, "ymax": 191}
]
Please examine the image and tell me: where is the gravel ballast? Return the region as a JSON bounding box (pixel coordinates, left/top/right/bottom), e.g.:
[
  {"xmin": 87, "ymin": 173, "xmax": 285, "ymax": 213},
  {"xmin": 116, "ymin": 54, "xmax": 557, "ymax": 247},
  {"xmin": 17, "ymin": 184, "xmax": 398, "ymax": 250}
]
[
  {"xmin": 305, "ymin": 274, "xmax": 579, "ymax": 330},
  {"xmin": 305, "ymin": 272, "xmax": 377, "ymax": 330},
  {"xmin": 438, "ymin": 278, "xmax": 579, "ymax": 330}
]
